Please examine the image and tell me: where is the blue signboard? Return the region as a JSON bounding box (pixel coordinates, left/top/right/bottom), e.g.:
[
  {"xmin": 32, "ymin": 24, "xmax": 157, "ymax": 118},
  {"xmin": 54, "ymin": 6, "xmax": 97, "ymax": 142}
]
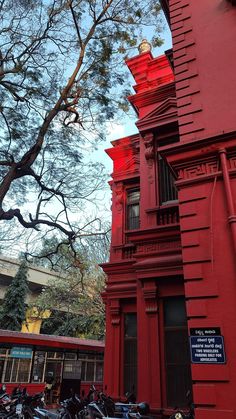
[
  {"xmin": 10, "ymin": 347, "xmax": 32, "ymax": 359},
  {"xmin": 190, "ymin": 335, "xmax": 226, "ymax": 364}
]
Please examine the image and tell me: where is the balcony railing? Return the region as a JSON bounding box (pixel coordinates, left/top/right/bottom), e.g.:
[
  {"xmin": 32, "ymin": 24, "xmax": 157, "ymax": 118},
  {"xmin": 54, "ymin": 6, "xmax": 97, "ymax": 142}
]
[
  {"xmin": 122, "ymin": 245, "xmax": 136, "ymax": 259},
  {"xmin": 157, "ymin": 203, "xmax": 179, "ymax": 226}
]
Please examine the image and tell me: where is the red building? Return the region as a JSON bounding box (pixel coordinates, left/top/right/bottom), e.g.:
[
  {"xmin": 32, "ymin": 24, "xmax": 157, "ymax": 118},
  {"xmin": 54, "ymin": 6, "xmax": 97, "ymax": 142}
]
[{"xmin": 102, "ymin": 1, "xmax": 236, "ymax": 418}]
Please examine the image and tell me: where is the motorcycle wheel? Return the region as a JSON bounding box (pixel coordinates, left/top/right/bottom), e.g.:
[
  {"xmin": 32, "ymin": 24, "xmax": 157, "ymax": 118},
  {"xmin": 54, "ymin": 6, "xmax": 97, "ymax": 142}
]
[{"xmin": 60, "ymin": 413, "xmax": 72, "ymax": 419}]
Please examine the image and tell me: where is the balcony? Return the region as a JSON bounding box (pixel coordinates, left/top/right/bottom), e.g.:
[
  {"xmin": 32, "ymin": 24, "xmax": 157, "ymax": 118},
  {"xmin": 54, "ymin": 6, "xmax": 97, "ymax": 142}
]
[
  {"xmin": 122, "ymin": 244, "xmax": 136, "ymax": 259},
  {"xmin": 157, "ymin": 203, "xmax": 179, "ymax": 226}
]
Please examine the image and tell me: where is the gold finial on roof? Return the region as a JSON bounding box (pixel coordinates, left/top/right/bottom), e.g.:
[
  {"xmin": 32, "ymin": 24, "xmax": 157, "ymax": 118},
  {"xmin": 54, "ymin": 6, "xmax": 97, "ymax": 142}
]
[{"xmin": 138, "ymin": 39, "xmax": 152, "ymax": 54}]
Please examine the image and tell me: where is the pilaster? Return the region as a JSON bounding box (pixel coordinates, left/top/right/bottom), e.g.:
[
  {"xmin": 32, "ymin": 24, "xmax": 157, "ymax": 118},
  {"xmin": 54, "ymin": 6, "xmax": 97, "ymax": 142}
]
[{"xmin": 136, "ymin": 279, "xmax": 162, "ymax": 409}]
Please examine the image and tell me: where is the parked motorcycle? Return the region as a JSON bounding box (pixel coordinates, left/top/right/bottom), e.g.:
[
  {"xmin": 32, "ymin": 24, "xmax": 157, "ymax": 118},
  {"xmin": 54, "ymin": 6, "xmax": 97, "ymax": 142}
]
[
  {"xmin": 22, "ymin": 390, "xmax": 45, "ymax": 419},
  {"xmin": 169, "ymin": 405, "xmax": 194, "ymax": 419},
  {"xmin": 86, "ymin": 386, "xmax": 150, "ymax": 419},
  {"xmin": 59, "ymin": 393, "xmax": 85, "ymax": 419},
  {"xmin": 0, "ymin": 385, "xmax": 12, "ymax": 418},
  {"xmin": 169, "ymin": 391, "xmax": 194, "ymax": 419},
  {"xmin": 115, "ymin": 402, "xmax": 150, "ymax": 419},
  {"xmin": 0, "ymin": 386, "xmax": 45, "ymax": 419},
  {"xmin": 33, "ymin": 386, "xmax": 151, "ymax": 419},
  {"xmin": 87, "ymin": 392, "xmax": 115, "ymax": 419},
  {"xmin": 34, "ymin": 391, "xmax": 85, "ymax": 419}
]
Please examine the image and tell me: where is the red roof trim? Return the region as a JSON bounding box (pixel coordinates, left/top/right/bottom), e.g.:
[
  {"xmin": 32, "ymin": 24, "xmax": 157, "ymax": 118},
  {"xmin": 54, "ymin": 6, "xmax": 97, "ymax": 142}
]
[{"xmin": 0, "ymin": 329, "xmax": 104, "ymax": 351}]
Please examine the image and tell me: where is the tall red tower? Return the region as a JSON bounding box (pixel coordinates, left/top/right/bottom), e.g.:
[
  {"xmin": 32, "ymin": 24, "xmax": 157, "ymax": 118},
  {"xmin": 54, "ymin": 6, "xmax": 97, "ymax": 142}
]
[
  {"xmin": 161, "ymin": 1, "xmax": 236, "ymax": 419},
  {"xmin": 102, "ymin": 1, "xmax": 236, "ymax": 418}
]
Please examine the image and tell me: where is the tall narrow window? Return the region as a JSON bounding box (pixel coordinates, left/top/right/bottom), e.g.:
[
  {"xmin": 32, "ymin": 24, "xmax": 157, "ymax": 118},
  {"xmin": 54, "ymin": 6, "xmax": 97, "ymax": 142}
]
[
  {"xmin": 123, "ymin": 313, "xmax": 137, "ymax": 396},
  {"xmin": 159, "ymin": 156, "xmax": 178, "ymax": 204},
  {"xmin": 164, "ymin": 297, "xmax": 192, "ymax": 407},
  {"xmin": 126, "ymin": 189, "xmax": 140, "ymax": 230}
]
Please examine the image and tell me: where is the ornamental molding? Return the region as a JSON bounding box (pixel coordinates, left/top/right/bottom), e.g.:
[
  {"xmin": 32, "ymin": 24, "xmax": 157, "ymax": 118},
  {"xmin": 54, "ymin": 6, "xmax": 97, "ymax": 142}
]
[
  {"xmin": 129, "ymin": 82, "xmax": 175, "ymax": 110},
  {"xmin": 142, "ymin": 281, "xmax": 158, "ymax": 314},
  {"xmin": 177, "ymin": 162, "xmax": 218, "ymax": 180},
  {"xmin": 143, "ymin": 132, "xmax": 154, "ymax": 162},
  {"xmin": 173, "ymin": 153, "xmax": 236, "ymax": 182},
  {"xmin": 114, "ymin": 183, "xmax": 124, "ymax": 212},
  {"xmin": 229, "ymin": 155, "xmax": 236, "ymax": 170},
  {"xmin": 113, "ymin": 155, "xmax": 140, "ymax": 180},
  {"xmin": 137, "ymin": 97, "xmax": 178, "ymax": 133},
  {"xmin": 110, "ymin": 300, "xmax": 121, "ymax": 326},
  {"xmin": 173, "ymin": 157, "xmax": 219, "ymax": 182},
  {"xmin": 137, "ymin": 240, "xmax": 181, "ymax": 254}
]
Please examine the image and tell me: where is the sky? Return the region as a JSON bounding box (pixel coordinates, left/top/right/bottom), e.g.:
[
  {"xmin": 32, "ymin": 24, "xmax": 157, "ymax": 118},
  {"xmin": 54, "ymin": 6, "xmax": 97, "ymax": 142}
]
[
  {"xmin": 82, "ymin": 21, "xmax": 173, "ymax": 229},
  {"xmin": 1, "ymin": 19, "xmax": 173, "ymax": 257},
  {"xmin": 91, "ymin": 22, "xmax": 173, "ymax": 175}
]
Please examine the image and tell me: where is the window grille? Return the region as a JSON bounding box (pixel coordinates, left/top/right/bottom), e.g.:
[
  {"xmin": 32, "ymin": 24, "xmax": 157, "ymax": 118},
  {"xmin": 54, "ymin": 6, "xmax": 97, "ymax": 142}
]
[{"xmin": 159, "ymin": 156, "xmax": 178, "ymax": 204}]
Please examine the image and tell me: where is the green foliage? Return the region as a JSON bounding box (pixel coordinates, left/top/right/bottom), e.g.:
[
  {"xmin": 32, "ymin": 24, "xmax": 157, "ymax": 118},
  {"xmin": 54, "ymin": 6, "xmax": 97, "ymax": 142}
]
[
  {"xmin": 41, "ymin": 311, "xmax": 105, "ymax": 340},
  {"xmin": 32, "ymin": 237, "xmax": 106, "ymax": 339},
  {"xmin": 0, "ymin": 0, "xmax": 164, "ymax": 255},
  {"xmin": 0, "ymin": 262, "xmax": 29, "ymax": 331}
]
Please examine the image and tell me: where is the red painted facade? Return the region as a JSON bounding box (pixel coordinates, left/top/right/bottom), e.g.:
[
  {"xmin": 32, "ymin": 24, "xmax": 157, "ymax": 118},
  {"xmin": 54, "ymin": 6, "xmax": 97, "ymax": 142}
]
[{"xmin": 102, "ymin": 1, "xmax": 236, "ymax": 418}]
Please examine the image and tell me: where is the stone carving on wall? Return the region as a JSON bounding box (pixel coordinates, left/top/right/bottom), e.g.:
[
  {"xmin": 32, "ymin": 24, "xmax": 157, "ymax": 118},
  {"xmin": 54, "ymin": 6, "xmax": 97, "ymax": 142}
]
[
  {"xmin": 137, "ymin": 240, "xmax": 181, "ymax": 254},
  {"xmin": 143, "ymin": 132, "xmax": 154, "ymax": 163},
  {"xmin": 114, "ymin": 183, "xmax": 124, "ymax": 212},
  {"xmin": 143, "ymin": 282, "xmax": 158, "ymax": 314},
  {"xmin": 110, "ymin": 300, "xmax": 121, "ymax": 326},
  {"xmin": 177, "ymin": 160, "xmax": 219, "ymax": 181}
]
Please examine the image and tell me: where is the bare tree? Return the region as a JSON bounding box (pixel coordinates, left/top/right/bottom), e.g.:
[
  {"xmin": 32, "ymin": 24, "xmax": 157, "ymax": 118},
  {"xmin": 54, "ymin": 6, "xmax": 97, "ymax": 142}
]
[{"xmin": 0, "ymin": 0, "xmax": 163, "ymax": 255}]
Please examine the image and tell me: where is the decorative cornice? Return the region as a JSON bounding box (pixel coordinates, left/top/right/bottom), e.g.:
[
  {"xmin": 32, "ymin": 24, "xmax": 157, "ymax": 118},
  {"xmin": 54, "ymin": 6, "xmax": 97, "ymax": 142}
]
[
  {"xmin": 113, "ymin": 156, "xmax": 140, "ymax": 180},
  {"xmin": 126, "ymin": 54, "xmax": 174, "ymax": 96},
  {"xmin": 128, "ymin": 82, "xmax": 175, "ymax": 112},
  {"xmin": 136, "ymin": 239, "xmax": 181, "ymax": 255},
  {"xmin": 111, "ymin": 172, "xmax": 140, "ymax": 183},
  {"xmin": 160, "ymin": 129, "xmax": 236, "ymax": 169},
  {"xmin": 134, "ymin": 254, "xmax": 183, "ymax": 272},
  {"xmin": 106, "ymin": 134, "xmax": 140, "ymax": 180},
  {"xmin": 176, "ymin": 157, "xmax": 219, "ymax": 182},
  {"xmin": 106, "ymin": 134, "xmax": 140, "ymax": 161},
  {"xmin": 173, "ymin": 154, "xmax": 236, "ymax": 184},
  {"xmin": 137, "ymin": 97, "xmax": 178, "ymax": 134}
]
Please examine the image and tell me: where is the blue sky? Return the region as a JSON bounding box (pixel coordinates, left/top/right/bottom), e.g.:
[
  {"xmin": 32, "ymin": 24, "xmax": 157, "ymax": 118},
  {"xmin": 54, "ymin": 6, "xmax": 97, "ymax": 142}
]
[
  {"xmin": 92, "ymin": 23, "xmax": 173, "ymax": 174},
  {"xmin": 4, "ymin": 18, "xmax": 173, "ymax": 256},
  {"xmin": 76, "ymin": 21, "xmax": 173, "ymax": 226}
]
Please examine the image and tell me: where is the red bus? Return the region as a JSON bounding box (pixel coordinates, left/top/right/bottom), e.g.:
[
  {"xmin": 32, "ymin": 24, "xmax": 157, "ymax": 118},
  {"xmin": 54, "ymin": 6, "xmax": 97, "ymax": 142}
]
[{"xmin": 0, "ymin": 329, "xmax": 104, "ymax": 404}]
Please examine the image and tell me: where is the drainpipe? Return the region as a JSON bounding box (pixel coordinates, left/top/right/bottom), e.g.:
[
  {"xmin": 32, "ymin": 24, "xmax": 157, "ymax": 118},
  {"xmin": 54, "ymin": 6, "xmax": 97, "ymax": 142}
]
[{"xmin": 219, "ymin": 148, "xmax": 236, "ymax": 253}]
